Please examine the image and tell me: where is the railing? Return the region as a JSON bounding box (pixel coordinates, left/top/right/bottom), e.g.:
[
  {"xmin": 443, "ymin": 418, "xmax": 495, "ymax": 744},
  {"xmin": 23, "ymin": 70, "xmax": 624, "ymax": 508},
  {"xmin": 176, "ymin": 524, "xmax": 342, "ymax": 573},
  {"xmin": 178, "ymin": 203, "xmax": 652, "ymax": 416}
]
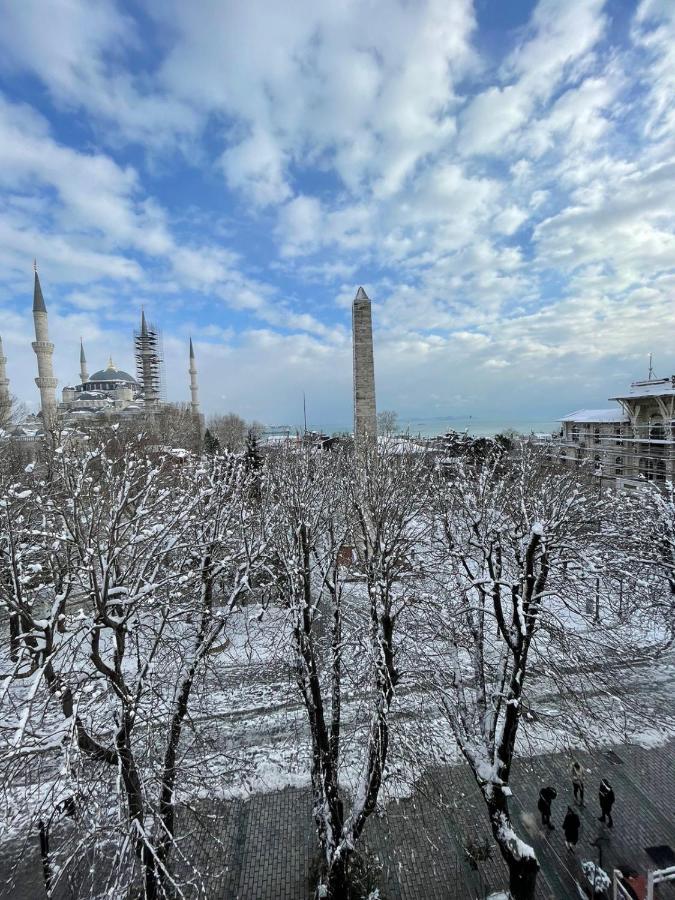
[
  {"xmin": 613, "ymin": 868, "xmax": 642, "ymax": 899},
  {"xmin": 648, "ymin": 864, "xmax": 675, "ymax": 899},
  {"xmin": 613, "ymin": 864, "xmax": 675, "ymax": 900}
]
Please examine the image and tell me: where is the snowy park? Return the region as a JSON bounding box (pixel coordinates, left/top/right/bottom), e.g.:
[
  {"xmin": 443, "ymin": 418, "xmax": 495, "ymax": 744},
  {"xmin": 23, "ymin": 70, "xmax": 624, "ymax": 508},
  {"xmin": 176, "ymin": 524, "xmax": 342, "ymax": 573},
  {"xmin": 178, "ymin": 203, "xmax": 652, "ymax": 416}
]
[{"xmin": 1, "ymin": 433, "xmax": 674, "ymax": 899}]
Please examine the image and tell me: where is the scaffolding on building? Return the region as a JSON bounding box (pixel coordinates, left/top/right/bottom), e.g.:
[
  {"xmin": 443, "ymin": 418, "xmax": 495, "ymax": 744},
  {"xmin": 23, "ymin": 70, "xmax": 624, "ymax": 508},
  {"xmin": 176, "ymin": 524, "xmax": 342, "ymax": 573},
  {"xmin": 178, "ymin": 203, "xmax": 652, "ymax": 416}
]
[{"xmin": 134, "ymin": 317, "xmax": 165, "ymax": 406}]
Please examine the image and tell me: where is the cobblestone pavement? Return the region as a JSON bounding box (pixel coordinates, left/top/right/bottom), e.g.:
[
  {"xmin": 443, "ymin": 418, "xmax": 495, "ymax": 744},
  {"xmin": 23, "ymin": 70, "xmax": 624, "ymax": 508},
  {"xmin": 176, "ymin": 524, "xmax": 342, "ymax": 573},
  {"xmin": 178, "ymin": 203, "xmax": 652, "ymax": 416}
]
[{"xmin": 2, "ymin": 737, "xmax": 674, "ymax": 899}]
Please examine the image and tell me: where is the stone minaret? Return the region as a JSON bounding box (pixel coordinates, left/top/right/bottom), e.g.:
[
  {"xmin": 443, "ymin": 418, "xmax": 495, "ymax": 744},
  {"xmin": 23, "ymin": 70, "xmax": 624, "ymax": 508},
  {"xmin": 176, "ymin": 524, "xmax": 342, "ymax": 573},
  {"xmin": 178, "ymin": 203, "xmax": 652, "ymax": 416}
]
[
  {"xmin": 352, "ymin": 286, "xmax": 377, "ymax": 447},
  {"xmin": 80, "ymin": 338, "xmax": 89, "ymax": 383},
  {"xmin": 31, "ymin": 264, "xmax": 58, "ymax": 426},
  {"xmin": 189, "ymin": 337, "xmax": 200, "ymax": 416},
  {"xmin": 189, "ymin": 337, "xmax": 204, "ymax": 448},
  {"xmin": 0, "ymin": 335, "xmax": 10, "ymax": 421}
]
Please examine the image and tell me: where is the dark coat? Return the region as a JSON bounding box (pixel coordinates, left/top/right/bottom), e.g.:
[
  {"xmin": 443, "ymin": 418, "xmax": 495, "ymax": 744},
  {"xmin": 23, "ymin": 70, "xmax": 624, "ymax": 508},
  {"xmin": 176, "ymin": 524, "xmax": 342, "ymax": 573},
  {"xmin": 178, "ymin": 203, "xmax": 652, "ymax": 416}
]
[
  {"xmin": 599, "ymin": 782, "xmax": 615, "ymax": 811},
  {"xmin": 538, "ymin": 786, "xmax": 557, "ymax": 811},
  {"xmin": 563, "ymin": 809, "xmax": 581, "ymax": 843}
]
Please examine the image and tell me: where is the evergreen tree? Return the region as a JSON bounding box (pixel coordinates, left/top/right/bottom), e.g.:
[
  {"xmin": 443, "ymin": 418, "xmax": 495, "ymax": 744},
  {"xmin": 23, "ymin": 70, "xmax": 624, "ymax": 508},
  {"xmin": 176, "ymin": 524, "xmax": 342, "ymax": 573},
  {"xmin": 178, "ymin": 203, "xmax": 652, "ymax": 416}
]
[
  {"xmin": 203, "ymin": 428, "xmax": 220, "ymax": 455},
  {"xmin": 244, "ymin": 427, "xmax": 263, "ymax": 473}
]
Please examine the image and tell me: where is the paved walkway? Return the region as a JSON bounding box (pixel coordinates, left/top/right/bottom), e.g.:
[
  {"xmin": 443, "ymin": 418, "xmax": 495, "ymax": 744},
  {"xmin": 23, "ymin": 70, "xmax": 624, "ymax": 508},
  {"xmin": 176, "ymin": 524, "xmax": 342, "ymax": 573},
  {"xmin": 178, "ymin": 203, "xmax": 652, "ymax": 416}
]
[{"xmin": 2, "ymin": 738, "xmax": 674, "ymax": 899}]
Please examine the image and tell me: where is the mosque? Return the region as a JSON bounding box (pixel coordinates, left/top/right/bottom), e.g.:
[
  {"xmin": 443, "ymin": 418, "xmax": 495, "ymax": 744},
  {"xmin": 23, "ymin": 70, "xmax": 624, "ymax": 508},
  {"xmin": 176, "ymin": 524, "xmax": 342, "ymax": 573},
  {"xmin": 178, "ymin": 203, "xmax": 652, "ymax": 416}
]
[{"xmin": 0, "ymin": 266, "xmax": 202, "ymax": 440}]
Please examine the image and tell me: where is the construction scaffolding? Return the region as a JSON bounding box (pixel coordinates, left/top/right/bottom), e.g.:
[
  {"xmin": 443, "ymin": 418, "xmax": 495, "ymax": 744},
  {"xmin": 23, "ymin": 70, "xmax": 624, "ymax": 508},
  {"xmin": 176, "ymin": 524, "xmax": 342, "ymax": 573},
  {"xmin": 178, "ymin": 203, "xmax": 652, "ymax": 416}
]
[
  {"xmin": 134, "ymin": 315, "xmax": 165, "ymax": 406},
  {"xmin": 540, "ymin": 374, "xmax": 675, "ymax": 489}
]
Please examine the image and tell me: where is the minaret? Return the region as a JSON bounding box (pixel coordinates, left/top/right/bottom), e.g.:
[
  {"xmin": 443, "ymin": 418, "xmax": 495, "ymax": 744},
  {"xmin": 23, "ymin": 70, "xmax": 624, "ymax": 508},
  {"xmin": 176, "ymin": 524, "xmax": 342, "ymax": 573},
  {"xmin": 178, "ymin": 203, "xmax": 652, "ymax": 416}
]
[
  {"xmin": 189, "ymin": 337, "xmax": 200, "ymax": 416},
  {"xmin": 189, "ymin": 337, "xmax": 204, "ymax": 449},
  {"xmin": 31, "ymin": 262, "xmax": 58, "ymax": 426},
  {"xmin": 352, "ymin": 286, "xmax": 377, "ymax": 448},
  {"xmin": 0, "ymin": 335, "xmax": 10, "ymax": 422},
  {"xmin": 80, "ymin": 338, "xmax": 89, "ymax": 383},
  {"xmin": 138, "ymin": 309, "xmax": 160, "ymax": 406}
]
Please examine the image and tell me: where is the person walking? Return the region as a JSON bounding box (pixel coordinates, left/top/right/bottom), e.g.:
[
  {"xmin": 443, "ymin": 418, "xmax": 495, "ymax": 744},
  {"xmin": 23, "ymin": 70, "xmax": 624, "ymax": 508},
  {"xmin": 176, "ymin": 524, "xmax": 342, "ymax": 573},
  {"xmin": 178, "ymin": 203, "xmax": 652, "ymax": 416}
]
[
  {"xmin": 563, "ymin": 806, "xmax": 581, "ymax": 852},
  {"xmin": 571, "ymin": 760, "xmax": 585, "ymax": 805},
  {"xmin": 538, "ymin": 785, "xmax": 557, "ymax": 830},
  {"xmin": 598, "ymin": 779, "xmax": 615, "ymax": 827}
]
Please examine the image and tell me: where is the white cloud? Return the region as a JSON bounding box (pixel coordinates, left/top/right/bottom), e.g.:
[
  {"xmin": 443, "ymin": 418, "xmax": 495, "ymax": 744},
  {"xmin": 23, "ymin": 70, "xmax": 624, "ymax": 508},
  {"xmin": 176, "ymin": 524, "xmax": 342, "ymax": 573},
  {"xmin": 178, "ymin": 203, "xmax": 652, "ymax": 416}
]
[
  {"xmin": 1, "ymin": 0, "xmax": 674, "ymax": 426},
  {"xmin": 459, "ymin": 0, "xmax": 607, "ymax": 157},
  {"xmin": 0, "ymin": 0, "xmax": 476, "ymax": 204},
  {"xmin": 459, "ymin": 85, "xmax": 529, "ymax": 156},
  {"xmin": 221, "ymin": 128, "xmax": 291, "ymax": 207},
  {"xmin": 0, "ymin": 0, "xmax": 200, "ymax": 148},
  {"xmin": 632, "ymin": 0, "xmax": 675, "ymax": 139},
  {"xmin": 493, "ymin": 205, "xmax": 528, "ymax": 236}
]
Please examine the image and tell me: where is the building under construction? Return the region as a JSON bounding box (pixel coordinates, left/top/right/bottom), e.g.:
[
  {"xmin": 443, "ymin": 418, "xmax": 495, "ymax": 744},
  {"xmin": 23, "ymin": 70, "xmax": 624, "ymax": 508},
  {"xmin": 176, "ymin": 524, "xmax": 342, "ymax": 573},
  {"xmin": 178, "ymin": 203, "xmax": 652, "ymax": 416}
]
[{"xmin": 134, "ymin": 310, "xmax": 165, "ymax": 406}]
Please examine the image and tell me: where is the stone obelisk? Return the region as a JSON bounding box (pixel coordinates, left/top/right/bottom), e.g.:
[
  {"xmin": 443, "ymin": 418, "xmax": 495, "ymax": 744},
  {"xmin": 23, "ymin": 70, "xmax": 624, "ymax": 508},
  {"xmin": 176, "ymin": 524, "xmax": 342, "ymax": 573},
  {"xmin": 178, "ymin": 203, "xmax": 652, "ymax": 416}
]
[
  {"xmin": 352, "ymin": 286, "xmax": 377, "ymax": 448},
  {"xmin": 31, "ymin": 264, "xmax": 58, "ymax": 427},
  {"xmin": 0, "ymin": 335, "xmax": 10, "ymax": 422}
]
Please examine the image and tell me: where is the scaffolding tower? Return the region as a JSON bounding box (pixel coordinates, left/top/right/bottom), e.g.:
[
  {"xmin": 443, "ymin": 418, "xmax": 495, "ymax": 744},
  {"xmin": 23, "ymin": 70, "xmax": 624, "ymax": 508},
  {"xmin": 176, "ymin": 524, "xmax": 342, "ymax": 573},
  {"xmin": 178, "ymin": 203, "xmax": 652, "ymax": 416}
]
[{"xmin": 134, "ymin": 313, "xmax": 165, "ymax": 406}]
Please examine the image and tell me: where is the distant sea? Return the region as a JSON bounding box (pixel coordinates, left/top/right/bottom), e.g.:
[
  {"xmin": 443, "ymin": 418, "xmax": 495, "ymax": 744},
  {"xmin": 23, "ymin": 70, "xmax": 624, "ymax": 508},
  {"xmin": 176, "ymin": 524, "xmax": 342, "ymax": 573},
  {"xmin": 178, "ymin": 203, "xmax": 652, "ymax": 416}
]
[{"xmin": 293, "ymin": 417, "xmax": 560, "ymax": 438}]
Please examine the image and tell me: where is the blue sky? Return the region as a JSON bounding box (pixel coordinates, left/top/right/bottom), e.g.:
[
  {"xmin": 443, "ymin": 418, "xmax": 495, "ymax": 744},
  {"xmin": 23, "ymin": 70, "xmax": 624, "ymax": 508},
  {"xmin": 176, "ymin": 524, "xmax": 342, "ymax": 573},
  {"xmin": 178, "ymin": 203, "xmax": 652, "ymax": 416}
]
[{"xmin": 0, "ymin": 0, "xmax": 673, "ymax": 428}]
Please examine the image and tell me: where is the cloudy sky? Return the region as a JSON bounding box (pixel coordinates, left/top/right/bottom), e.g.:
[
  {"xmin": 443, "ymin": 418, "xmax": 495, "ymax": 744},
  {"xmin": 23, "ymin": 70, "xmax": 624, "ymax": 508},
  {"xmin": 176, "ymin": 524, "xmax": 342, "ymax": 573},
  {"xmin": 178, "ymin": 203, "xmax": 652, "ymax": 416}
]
[{"xmin": 0, "ymin": 0, "xmax": 673, "ymax": 430}]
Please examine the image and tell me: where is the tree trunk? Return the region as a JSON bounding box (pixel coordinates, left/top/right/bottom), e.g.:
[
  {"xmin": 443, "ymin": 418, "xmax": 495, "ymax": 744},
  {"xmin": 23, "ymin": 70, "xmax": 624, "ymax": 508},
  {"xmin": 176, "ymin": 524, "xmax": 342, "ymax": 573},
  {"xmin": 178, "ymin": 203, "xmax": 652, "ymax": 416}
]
[
  {"xmin": 140, "ymin": 845, "xmax": 160, "ymax": 900},
  {"xmin": 321, "ymin": 851, "xmax": 351, "ymax": 900},
  {"xmin": 8, "ymin": 612, "xmax": 20, "ymax": 660},
  {"xmin": 486, "ymin": 789, "xmax": 539, "ymax": 900}
]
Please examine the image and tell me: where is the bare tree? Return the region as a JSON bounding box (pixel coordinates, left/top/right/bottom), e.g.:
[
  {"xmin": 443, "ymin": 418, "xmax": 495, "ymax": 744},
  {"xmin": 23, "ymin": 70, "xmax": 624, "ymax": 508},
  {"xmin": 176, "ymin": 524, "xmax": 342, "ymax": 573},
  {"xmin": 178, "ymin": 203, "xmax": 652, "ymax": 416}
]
[
  {"xmin": 150, "ymin": 402, "xmax": 203, "ymax": 452},
  {"xmin": 376, "ymin": 409, "xmax": 398, "ymax": 437},
  {"xmin": 626, "ymin": 479, "xmax": 675, "ymax": 641},
  {"xmin": 421, "ymin": 445, "xmax": 665, "ymax": 900},
  {"xmin": 0, "ymin": 438, "xmax": 264, "ymax": 898},
  {"xmin": 0, "ymin": 393, "xmax": 27, "ymax": 432},
  {"xmin": 267, "ymin": 445, "xmax": 429, "ymax": 898},
  {"xmin": 208, "ymin": 412, "xmax": 248, "ymax": 452}
]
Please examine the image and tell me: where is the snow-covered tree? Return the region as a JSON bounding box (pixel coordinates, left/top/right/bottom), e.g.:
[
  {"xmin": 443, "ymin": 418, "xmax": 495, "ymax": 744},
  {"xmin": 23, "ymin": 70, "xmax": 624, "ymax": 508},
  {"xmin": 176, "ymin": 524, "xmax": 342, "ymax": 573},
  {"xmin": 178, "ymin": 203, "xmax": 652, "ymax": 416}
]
[
  {"xmin": 203, "ymin": 427, "xmax": 220, "ymax": 455},
  {"xmin": 422, "ymin": 445, "xmax": 664, "ymax": 900},
  {"xmin": 632, "ymin": 480, "xmax": 675, "ymax": 639},
  {"xmin": 244, "ymin": 427, "xmax": 263, "ymax": 475},
  {"xmin": 267, "ymin": 445, "xmax": 429, "ymax": 898},
  {"xmin": 0, "ymin": 439, "xmax": 266, "ymax": 898}
]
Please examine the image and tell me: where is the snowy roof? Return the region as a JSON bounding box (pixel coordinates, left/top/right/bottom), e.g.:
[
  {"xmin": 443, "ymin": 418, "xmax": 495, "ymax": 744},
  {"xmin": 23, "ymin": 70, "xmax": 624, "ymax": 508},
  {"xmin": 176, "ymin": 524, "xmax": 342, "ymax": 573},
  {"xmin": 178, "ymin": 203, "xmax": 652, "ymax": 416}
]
[
  {"xmin": 560, "ymin": 408, "xmax": 628, "ymax": 424},
  {"xmin": 74, "ymin": 390, "xmax": 110, "ymax": 400},
  {"xmin": 610, "ymin": 377, "xmax": 675, "ymax": 400},
  {"xmin": 88, "ymin": 363, "xmax": 137, "ymax": 384},
  {"xmin": 377, "ymin": 436, "xmax": 425, "ymax": 453}
]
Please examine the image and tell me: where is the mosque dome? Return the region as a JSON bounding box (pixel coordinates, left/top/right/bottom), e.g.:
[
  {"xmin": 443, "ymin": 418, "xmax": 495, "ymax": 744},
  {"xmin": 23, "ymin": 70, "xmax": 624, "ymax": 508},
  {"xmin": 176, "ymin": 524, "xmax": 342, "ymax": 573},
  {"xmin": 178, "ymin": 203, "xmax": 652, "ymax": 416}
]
[{"xmin": 88, "ymin": 358, "xmax": 138, "ymax": 385}]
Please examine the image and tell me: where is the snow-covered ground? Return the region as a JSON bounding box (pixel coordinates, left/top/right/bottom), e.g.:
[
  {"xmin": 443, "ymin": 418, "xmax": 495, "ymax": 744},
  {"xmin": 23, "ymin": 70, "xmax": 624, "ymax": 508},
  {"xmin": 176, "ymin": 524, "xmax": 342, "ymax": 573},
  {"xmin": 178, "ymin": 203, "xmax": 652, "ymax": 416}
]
[{"xmin": 2, "ymin": 590, "xmax": 674, "ymax": 840}]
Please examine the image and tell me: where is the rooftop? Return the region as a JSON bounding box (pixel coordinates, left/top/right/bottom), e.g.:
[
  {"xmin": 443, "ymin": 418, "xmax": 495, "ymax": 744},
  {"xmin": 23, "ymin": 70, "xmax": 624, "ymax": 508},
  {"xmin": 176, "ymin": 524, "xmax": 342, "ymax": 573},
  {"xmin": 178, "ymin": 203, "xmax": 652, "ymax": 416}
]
[
  {"xmin": 610, "ymin": 376, "xmax": 675, "ymax": 401},
  {"xmin": 560, "ymin": 408, "xmax": 629, "ymax": 424},
  {"xmin": 87, "ymin": 362, "xmax": 138, "ymax": 384}
]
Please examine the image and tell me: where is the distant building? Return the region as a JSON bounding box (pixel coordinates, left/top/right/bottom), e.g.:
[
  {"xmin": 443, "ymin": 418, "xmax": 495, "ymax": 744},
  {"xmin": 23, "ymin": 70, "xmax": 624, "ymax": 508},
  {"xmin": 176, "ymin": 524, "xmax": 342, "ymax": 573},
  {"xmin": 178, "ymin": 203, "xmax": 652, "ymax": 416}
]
[
  {"xmin": 554, "ymin": 373, "xmax": 675, "ymax": 489},
  {"xmin": 61, "ymin": 354, "xmax": 145, "ymax": 419},
  {"xmin": 1, "ymin": 265, "xmax": 202, "ymax": 443}
]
